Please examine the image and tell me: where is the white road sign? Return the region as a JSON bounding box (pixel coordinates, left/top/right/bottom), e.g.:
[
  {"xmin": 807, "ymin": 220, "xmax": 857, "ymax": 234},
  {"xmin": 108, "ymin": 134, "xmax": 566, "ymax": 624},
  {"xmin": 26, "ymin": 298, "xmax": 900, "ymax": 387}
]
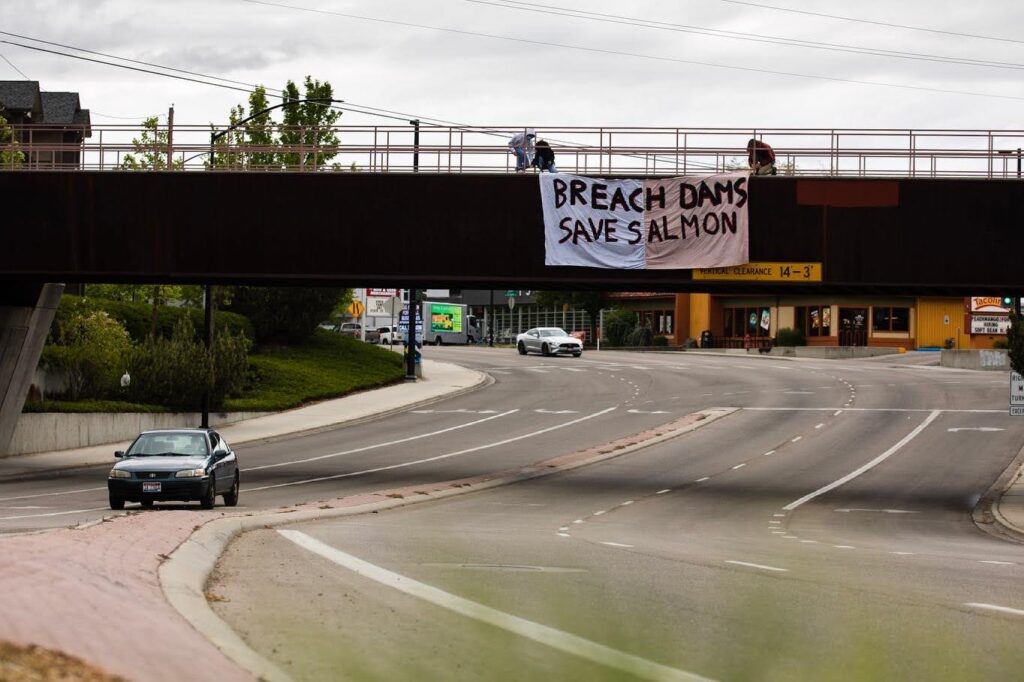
[{"xmin": 1012, "ymin": 371, "xmax": 1024, "ymax": 406}]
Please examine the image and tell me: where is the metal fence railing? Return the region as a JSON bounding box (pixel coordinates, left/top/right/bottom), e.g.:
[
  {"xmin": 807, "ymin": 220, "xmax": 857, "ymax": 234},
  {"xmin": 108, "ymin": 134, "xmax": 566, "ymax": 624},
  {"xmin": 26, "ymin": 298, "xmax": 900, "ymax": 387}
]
[{"xmin": 4, "ymin": 124, "xmax": 1024, "ymax": 178}]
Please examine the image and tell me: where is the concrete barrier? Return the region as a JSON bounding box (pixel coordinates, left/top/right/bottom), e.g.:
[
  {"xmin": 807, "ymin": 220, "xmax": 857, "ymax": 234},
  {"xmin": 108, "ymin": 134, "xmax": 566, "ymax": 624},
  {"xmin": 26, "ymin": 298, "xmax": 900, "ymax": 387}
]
[
  {"xmin": 940, "ymin": 349, "xmax": 1009, "ymax": 371},
  {"xmin": 7, "ymin": 411, "xmax": 270, "ymax": 456}
]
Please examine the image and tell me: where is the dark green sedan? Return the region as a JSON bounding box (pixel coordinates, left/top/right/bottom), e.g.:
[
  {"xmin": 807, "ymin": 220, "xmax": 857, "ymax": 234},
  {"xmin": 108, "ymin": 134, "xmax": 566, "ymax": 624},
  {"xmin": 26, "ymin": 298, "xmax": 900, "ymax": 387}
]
[{"xmin": 107, "ymin": 428, "xmax": 240, "ymax": 510}]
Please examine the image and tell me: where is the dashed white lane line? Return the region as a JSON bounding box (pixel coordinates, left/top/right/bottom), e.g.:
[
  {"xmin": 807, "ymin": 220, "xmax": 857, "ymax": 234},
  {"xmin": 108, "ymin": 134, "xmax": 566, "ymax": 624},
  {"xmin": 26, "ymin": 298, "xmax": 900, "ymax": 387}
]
[
  {"xmin": 964, "ymin": 603, "xmax": 1024, "ymax": 618},
  {"xmin": 799, "ymin": 539, "xmax": 818, "ymax": 544},
  {"xmin": 593, "ymin": 510, "xmax": 606, "ymax": 516},
  {"xmin": 656, "ymin": 489, "xmax": 671, "ymax": 495},
  {"xmin": 782, "ymin": 535, "xmax": 798, "ymax": 539},
  {"xmin": 890, "ymin": 552, "xmax": 914, "ymax": 556},
  {"xmin": 783, "ymin": 410, "xmax": 942, "ymax": 511},
  {"xmin": 773, "ymin": 513, "xmax": 786, "ymax": 518},
  {"xmin": 731, "ymin": 463, "xmax": 747, "ymax": 470},
  {"xmin": 601, "ymin": 542, "xmax": 635, "ymax": 548},
  {"xmin": 573, "ymin": 519, "xmax": 585, "ymax": 524},
  {"xmin": 246, "ymin": 407, "xmax": 617, "ymax": 492},
  {"xmin": 280, "ymin": 531, "xmax": 711, "ymax": 682},
  {"xmin": 246, "ymin": 409, "xmax": 519, "ymax": 472},
  {"xmin": 834, "ymin": 545, "xmax": 856, "ymax": 550},
  {"xmin": 557, "ymin": 532, "xmax": 571, "ymax": 538},
  {"xmin": 621, "ymin": 500, "xmax": 634, "ymax": 506},
  {"xmin": 814, "ymin": 423, "xmax": 825, "ymax": 429},
  {"xmin": 695, "ymin": 477, "xmax": 710, "ymax": 483},
  {"xmin": 771, "ymin": 531, "xmax": 786, "ymax": 535},
  {"xmin": 790, "ymin": 436, "xmax": 803, "ymax": 443},
  {"xmin": 763, "ymin": 450, "xmax": 776, "ymax": 457},
  {"xmin": 725, "ymin": 560, "xmax": 788, "ymax": 573},
  {"xmin": 980, "ymin": 560, "xmax": 1017, "ymax": 566},
  {"xmin": 833, "ymin": 410, "xmax": 843, "ymax": 416}
]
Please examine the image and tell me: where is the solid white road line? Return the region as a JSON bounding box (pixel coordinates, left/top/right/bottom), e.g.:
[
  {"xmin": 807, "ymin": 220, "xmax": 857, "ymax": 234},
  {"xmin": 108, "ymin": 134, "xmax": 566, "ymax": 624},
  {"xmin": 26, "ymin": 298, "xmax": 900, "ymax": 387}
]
[
  {"xmin": 746, "ymin": 407, "xmax": 1002, "ymax": 413},
  {"xmin": 245, "ymin": 410, "xmax": 519, "ymax": 472},
  {"xmin": 0, "ymin": 506, "xmax": 109, "ymax": 521},
  {"xmin": 246, "ymin": 407, "xmax": 616, "ymax": 492},
  {"xmin": 280, "ymin": 531, "xmax": 710, "ymax": 682},
  {"xmin": 0, "ymin": 486, "xmax": 106, "ymax": 502},
  {"xmin": 783, "ymin": 410, "xmax": 941, "ymax": 511},
  {"xmin": 964, "ymin": 603, "xmax": 1024, "ymax": 617},
  {"xmin": 600, "ymin": 542, "xmax": 635, "ymax": 548},
  {"xmin": 725, "ymin": 560, "xmax": 788, "ymax": 573},
  {"xmin": 979, "ymin": 560, "xmax": 1016, "ymax": 566}
]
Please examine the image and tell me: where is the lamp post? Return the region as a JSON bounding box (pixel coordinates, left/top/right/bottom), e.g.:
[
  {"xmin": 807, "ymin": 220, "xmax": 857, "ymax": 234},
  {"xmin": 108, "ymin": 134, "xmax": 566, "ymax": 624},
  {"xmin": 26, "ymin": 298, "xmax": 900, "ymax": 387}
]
[
  {"xmin": 200, "ymin": 97, "xmax": 343, "ymax": 427},
  {"xmin": 406, "ymin": 119, "xmax": 422, "ymax": 381}
]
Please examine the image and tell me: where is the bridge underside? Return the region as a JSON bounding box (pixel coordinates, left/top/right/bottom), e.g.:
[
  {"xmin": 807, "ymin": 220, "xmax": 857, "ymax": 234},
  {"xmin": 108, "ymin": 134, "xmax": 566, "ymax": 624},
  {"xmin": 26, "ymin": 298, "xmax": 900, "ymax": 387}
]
[{"xmin": 0, "ymin": 172, "xmax": 1021, "ymax": 295}]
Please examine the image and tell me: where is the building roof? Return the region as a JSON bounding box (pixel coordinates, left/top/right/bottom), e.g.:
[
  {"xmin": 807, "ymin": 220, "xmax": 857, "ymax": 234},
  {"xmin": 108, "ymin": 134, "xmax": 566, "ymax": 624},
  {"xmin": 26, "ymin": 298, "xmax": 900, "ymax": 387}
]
[
  {"xmin": 40, "ymin": 92, "xmax": 81, "ymax": 124},
  {"xmin": 0, "ymin": 80, "xmax": 41, "ymax": 113}
]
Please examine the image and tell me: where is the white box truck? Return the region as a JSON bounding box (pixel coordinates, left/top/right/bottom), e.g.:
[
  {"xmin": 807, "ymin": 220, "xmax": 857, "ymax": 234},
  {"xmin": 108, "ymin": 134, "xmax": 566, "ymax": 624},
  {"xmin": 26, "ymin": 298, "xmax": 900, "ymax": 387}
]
[{"xmin": 421, "ymin": 301, "xmax": 481, "ymax": 345}]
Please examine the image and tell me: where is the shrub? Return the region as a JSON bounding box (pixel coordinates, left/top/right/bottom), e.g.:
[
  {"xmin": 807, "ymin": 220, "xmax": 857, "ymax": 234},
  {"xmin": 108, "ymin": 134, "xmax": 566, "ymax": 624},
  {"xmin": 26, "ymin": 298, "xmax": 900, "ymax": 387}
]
[
  {"xmin": 653, "ymin": 335, "xmax": 669, "ymax": 346},
  {"xmin": 52, "ymin": 295, "xmax": 253, "ymax": 344},
  {"xmin": 774, "ymin": 327, "xmax": 807, "ymax": 347},
  {"xmin": 626, "ymin": 325, "xmax": 654, "ymax": 347},
  {"xmin": 46, "ymin": 311, "xmax": 132, "ymax": 400},
  {"xmin": 229, "ymin": 287, "xmax": 347, "ymax": 344},
  {"xmin": 992, "ymin": 338, "xmax": 1009, "ymax": 350},
  {"xmin": 603, "ymin": 309, "xmax": 637, "ymax": 346},
  {"xmin": 125, "ymin": 317, "xmax": 250, "ymax": 411}
]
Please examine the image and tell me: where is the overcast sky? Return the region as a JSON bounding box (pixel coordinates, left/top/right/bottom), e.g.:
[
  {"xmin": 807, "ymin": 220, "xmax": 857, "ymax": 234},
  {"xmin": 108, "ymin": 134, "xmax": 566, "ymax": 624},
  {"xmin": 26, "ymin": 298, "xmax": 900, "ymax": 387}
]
[{"xmin": 5, "ymin": 0, "xmax": 1024, "ymax": 133}]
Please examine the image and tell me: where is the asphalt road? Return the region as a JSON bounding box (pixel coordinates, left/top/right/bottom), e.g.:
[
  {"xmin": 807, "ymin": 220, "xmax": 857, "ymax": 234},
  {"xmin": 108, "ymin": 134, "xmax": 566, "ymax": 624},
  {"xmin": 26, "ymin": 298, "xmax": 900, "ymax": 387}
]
[{"xmin": 193, "ymin": 348, "xmax": 1024, "ymax": 681}]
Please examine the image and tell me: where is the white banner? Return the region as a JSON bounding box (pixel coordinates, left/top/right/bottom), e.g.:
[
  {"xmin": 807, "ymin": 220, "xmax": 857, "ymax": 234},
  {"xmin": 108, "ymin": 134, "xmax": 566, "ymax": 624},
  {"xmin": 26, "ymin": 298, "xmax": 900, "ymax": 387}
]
[{"xmin": 542, "ymin": 172, "xmax": 749, "ymax": 269}]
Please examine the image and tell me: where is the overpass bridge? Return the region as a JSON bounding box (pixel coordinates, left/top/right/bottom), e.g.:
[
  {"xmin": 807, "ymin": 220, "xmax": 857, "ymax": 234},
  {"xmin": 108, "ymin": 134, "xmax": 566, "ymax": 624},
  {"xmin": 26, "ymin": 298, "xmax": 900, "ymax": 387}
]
[{"xmin": 2, "ymin": 125, "xmax": 1024, "ymax": 453}]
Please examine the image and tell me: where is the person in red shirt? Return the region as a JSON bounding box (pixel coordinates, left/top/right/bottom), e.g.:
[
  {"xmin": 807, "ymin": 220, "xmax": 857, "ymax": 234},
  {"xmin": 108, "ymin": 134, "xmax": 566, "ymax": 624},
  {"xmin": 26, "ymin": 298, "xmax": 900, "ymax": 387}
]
[{"xmin": 747, "ymin": 138, "xmax": 777, "ymax": 175}]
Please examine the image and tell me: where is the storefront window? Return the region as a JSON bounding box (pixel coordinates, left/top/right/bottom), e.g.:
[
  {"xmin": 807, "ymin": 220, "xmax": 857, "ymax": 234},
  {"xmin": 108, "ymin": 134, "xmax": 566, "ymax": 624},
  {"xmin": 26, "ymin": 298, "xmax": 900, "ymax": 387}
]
[
  {"xmin": 872, "ymin": 306, "xmax": 910, "ymax": 333},
  {"xmin": 724, "ymin": 307, "xmax": 769, "ymax": 337},
  {"xmin": 795, "ymin": 306, "xmax": 832, "ymax": 337}
]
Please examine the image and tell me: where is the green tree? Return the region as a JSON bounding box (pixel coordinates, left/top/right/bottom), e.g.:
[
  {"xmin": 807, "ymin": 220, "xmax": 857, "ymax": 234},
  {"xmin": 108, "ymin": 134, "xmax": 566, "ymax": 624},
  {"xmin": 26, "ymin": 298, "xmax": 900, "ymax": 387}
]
[
  {"xmin": 50, "ymin": 311, "xmax": 132, "ymax": 400},
  {"xmin": 534, "ymin": 291, "xmax": 607, "ymax": 345},
  {"xmin": 122, "ymin": 116, "xmax": 183, "ymax": 170},
  {"xmin": 603, "ymin": 308, "xmax": 638, "ymax": 346},
  {"xmin": 278, "ymin": 76, "xmax": 341, "ymax": 170},
  {"xmin": 1008, "ymin": 311, "xmax": 1024, "ymax": 376},
  {"xmin": 229, "ymin": 287, "xmax": 349, "ymax": 344},
  {"xmin": 0, "ymin": 112, "xmax": 24, "ymax": 168}
]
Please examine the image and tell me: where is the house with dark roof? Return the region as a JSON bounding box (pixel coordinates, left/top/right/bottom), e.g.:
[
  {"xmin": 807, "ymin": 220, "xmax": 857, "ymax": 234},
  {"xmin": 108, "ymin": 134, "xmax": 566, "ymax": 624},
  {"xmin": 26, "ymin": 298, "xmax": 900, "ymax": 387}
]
[{"xmin": 0, "ymin": 80, "xmax": 91, "ymax": 167}]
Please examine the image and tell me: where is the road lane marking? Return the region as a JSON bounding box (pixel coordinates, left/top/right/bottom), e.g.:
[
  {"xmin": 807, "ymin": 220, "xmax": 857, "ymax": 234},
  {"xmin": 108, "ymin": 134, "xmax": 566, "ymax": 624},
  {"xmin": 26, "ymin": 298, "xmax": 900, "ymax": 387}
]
[
  {"xmin": 557, "ymin": 532, "xmax": 571, "ymax": 538},
  {"xmin": 773, "ymin": 513, "xmax": 785, "ymax": 517},
  {"xmin": 731, "ymin": 463, "xmax": 746, "ymax": 470},
  {"xmin": 814, "ymin": 423, "xmax": 825, "ymax": 429},
  {"xmin": 558, "ymin": 526, "xmax": 569, "ymax": 531},
  {"xmin": 535, "ymin": 409, "xmax": 580, "ymax": 414},
  {"xmin": 280, "ymin": 530, "xmax": 710, "ymax": 682},
  {"xmin": 746, "ymin": 407, "xmax": 1002, "ymax": 413},
  {"xmin": 948, "ymin": 427, "xmax": 1004, "ymax": 433},
  {"xmin": 245, "ymin": 410, "xmax": 519, "ymax": 472},
  {"xmin": 656, "ymin": 489, "xmax": 671, "ymax": 495},
  {"xmin": 412, "ymin": 409, "xmax": 500, "ymax": 414},
  {"xmin": 593, "ymin": 510, "xmax": 606, "ymax": 516},
  {"xmin": 964, "ymin": 603, "xmax": 1024, "ymax": 617},
  {"xmin": 573, "ymin": 519, "xmax": 585, "ymax": 524},
  {"xmin": 834, "ymin": 508, "xmax": 919, "ymax": 514},
  {"xmin": 980, "ymin": 560, "xmax": 1016, "ymax": 566},
  {"xmin": 890, "ymin": 552, "xmax": 914, "ymax": 556},
  {"xmin": 621, "ymin": 500, "xmax": 634, "ymax": 506},
  {"xmin": 833, "ymin": 410, "xmax": 843, "ymax": 416},
  {"xmin": 246, "ymin": 407, "xmax": 617, "ymax": 492},
  {"xmin": 601, "ymin": 542, "xmax": 634, "ymax": 548},
  {"xmin": 834, "ymin": 545, "xmax": 856, "ymax": 549},
  {"xmin": 627, "ymin": 409, "xmax": 670, "ymax": 415},
  {"xmin": 0, "ymin": 486, "xmax": 106, "ymax": 502},
  {"xmin": 762, "ymin": 450, "xmax": 776, "ymax": 457},
  {"xmin": 790, "ymin": 436, "xmax": 802, "ymax": 443},
  {"xmin": 725, "ymin": 560, "xmax": 788, "ymax": 573},
  {"xmin": 695, "ymin": 477, "xmax": 710, "ymax": 482},
  {"xmin": 0, "ymin": 506, "xmax": 109, "ymax": 521},
  {"xmin": 783, "ymin": 410, "xmax": 941, "ymax": 511}
]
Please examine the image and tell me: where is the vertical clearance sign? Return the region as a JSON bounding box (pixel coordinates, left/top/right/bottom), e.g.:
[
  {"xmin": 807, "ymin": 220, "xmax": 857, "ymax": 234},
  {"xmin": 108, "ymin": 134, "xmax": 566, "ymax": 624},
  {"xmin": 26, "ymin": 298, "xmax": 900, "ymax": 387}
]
[{"xmin": 541, "ymin": 172, "xmax": 749, "ymax": 269}]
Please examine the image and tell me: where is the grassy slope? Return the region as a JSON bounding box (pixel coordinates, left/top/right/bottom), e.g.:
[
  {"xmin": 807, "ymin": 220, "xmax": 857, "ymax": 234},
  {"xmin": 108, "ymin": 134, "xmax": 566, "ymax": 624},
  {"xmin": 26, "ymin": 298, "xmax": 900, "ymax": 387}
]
[{"xmin": 25, "ymin": 330, "xmax": 405, "ymax": 414}]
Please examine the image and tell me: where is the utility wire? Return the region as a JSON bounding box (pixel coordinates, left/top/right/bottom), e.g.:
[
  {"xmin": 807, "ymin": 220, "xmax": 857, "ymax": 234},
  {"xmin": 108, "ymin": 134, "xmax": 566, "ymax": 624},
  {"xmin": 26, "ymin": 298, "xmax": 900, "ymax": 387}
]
[
  {"xmin": 0, "ymin": 51, "xmax": 29, "ymax": 79},
  {"xmin": 242, "ymin": 0, "xmax": 1024, "ymax": 103},
  {"xmin": 473, "ymin": 0, "xmax": 1024, "ymax": 72},
  {"xmin": 714, "ymin": 0, "xmax": 1024, "ymax": 45}
]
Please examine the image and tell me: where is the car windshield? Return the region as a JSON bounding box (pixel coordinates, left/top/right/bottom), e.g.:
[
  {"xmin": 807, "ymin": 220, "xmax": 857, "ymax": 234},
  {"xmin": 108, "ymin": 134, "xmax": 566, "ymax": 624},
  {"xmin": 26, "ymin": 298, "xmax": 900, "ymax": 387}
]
[
  {"xmin": 126, "ymin": 432, "xmax": 208, "ymax": 457},
  {"xmin": 539, "ymin": 329, "xmax": 568, "ymax": 337}
]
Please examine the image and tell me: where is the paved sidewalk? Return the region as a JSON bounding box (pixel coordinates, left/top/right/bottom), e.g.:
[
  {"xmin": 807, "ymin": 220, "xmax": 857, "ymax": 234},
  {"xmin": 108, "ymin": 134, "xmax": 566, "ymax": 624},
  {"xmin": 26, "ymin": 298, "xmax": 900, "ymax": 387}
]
[
  {"xmin": 0, "ymin": 360, "xmax": 485, "ymax": 479},
  {"xmin": 995, "ymin": 465, "xmax": 1024, "ymax": 538}
]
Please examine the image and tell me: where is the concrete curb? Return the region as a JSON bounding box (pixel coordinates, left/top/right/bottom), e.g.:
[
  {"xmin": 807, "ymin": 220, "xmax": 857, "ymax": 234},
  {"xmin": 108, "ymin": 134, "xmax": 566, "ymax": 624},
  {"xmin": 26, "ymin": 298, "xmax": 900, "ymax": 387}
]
[
  {"xmin": 159, "ymin": 407, "xmax": 737, "ymax": 681},
  {"xmin": 0, "ymin": 361, "xmax": 490, "ymax": 480},
  {"xmin": 972, "ymin": 441, "xmax": 1024, "ymax": 544}
]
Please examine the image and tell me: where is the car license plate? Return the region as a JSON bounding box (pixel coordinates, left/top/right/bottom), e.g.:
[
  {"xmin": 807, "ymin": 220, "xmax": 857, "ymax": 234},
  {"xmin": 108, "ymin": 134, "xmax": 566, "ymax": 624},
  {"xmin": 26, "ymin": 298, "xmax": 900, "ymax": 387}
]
[{"xmin": 142, "ymin": 482, "xmax": 161, "ymax": 493}]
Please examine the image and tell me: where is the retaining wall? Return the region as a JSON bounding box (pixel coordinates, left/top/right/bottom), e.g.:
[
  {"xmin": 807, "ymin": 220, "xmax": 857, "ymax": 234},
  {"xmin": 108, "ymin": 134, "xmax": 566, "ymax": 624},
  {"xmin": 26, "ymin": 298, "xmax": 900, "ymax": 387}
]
[{"xmin": 940, "ymin": 349, "xmax": 1010, "ymax": 371}]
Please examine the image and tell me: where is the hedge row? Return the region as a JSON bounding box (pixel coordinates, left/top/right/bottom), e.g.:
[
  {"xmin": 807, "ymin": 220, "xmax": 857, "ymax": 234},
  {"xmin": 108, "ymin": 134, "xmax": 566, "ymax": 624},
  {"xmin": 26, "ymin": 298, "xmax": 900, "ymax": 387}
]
[{"xmin": 53, "ymin": 295, "xmax": 254, "ymax": 344}]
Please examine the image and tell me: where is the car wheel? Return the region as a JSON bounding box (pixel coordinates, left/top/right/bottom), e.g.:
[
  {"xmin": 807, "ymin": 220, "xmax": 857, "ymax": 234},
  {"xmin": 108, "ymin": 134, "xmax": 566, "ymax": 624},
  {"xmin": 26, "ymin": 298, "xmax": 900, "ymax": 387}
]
[
  {"xmin": 517, "ymin": 342, "xmax": 527, "ymax": 355},
  {"xmin": 434, "ymin": 337, "xmax": 443, "ymax": 346},
  {"xmin": 109, "ymin": 494, "xmax": 125, "ymax": 510},
  {"xmin": 200, "ymin": 474, "xmax": 217, "ymax": 509},
  {"xmin": 541, "ymin": 343, "xmax": 550, "ymax": 356},
  {"xmin": 223, "ymin": 473, "xmax": 240, "ymax": 507},
  {"xmin": 140, "ymin": 499, "xmax": 154, "ymax": 508}
]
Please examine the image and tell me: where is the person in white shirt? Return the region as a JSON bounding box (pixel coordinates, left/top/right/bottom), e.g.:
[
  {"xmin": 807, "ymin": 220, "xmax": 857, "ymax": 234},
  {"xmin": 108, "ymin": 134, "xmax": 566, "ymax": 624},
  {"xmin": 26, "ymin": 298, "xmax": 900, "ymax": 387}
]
[{"xmin": 508, "ymin": 128, "xmax": 536, "ymax": 172}]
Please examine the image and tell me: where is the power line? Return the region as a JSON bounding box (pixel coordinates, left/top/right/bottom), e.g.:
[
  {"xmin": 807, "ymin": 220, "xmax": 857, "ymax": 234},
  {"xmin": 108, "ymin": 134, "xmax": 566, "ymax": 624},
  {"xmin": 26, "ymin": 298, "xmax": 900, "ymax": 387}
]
[
  {"xmin": 473, "ymin": 0, "xmax": 1024, "ymax": 72},
  {"xmin": 714, "ymin": 0, "xmax": 1024, "ymax": 45},
  {"xmin": 0, "ymin": 51, "xmax": 29, "ymax": 79},
  {"xmin": 242, "ymin": 0, "xmax": 1024, "ymax": 103}
]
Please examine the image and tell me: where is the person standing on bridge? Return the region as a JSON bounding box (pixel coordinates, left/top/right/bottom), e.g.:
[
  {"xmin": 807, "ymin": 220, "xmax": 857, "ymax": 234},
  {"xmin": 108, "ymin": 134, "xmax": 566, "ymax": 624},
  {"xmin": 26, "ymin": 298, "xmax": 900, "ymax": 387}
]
[
  {"xmin": 532, "ymin": 139, "xmax": 558, "ymax": 173},
  {"xmin": 747, "ymin": 138, "xmax": 777, "ymax": 175},
  {"xmin": 509, "ymin": 128, "xmax": 536, "ymax": 173}
]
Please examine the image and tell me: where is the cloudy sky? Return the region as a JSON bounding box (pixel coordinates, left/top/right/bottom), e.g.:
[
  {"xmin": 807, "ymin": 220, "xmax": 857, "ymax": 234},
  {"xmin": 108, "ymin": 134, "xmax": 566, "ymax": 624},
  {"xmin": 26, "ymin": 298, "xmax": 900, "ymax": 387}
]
[{"xmin": 4, "ymin": 0, "xmax": 1024, "ymax": 133}]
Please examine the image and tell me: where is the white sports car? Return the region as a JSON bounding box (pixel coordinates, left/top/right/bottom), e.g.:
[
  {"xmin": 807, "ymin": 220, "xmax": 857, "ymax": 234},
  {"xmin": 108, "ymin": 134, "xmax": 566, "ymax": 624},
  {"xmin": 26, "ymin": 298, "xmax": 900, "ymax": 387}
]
[{"xmin": 516, "ymin": 327, "xmax": 583, "ymax": 357}]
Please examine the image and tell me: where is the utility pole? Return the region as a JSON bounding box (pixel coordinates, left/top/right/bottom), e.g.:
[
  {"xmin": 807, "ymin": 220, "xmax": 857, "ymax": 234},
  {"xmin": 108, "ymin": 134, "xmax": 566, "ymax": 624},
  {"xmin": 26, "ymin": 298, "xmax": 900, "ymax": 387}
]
[
  {"xmin": 165, "ymin": 105, "xmax": 174, "ymax": 169},
  {"xmin": 406, "ymin": 290, "xmax": 418, "ymax": 381},
  {"xmin": 489, "ymin": 289, "xmax": 495, "ymax": 347},
  {"xmin": 410, "ymin": 119, "xmax": 420, "ymax": 172},
  {"xmin": 201, "ymin": 283, "xmax": 213, "ymax": 428}
]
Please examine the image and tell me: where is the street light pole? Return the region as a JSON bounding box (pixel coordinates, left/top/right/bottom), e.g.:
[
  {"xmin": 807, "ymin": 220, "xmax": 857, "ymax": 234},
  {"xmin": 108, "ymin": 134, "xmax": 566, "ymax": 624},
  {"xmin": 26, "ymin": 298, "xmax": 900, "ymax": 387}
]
[
  {"xmin": 405, "ymin": 119, "xmax": 422, "ymax": 381},
  {"xmin": 201, "ymin": 97, "xmax": 343, "ymax": 426}
]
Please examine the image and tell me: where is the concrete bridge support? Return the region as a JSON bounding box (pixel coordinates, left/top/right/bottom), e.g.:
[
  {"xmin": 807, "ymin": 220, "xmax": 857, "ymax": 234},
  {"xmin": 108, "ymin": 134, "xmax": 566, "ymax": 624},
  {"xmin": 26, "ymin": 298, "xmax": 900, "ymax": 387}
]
[{"xmin": 0, "ymin": 283, "xmax": 63, "ymax": 456}]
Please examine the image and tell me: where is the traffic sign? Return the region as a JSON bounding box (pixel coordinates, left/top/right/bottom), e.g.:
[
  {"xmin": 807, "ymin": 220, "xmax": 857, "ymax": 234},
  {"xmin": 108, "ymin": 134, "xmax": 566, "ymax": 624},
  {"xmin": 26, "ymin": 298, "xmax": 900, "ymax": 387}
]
[
  {"xmin": 1011, "ymin": 371, "xmax": 1024, "ymax": 408},
  {"xmin": 348, "ymin": 300, "xmax": 365, "ymax": 317},
  {"xmin": 505, "ymin": 290, "xmax": 517, "ymax": 297}
]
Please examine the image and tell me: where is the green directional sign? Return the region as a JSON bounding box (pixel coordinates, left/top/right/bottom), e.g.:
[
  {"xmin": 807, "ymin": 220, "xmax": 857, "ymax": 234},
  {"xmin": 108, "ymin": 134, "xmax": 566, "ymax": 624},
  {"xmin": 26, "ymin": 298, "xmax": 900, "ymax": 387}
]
[{"xmin": 505, "ymin": 290, "xmax": 517, "ymax": 297}]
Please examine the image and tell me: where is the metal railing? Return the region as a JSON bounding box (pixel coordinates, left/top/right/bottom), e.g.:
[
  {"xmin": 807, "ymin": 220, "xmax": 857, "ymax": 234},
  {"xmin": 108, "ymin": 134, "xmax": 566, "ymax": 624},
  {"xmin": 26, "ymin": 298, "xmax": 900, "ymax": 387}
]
[{"xmin": 4, "ymin": 123, "xmax": 1024, "ymax": 178}]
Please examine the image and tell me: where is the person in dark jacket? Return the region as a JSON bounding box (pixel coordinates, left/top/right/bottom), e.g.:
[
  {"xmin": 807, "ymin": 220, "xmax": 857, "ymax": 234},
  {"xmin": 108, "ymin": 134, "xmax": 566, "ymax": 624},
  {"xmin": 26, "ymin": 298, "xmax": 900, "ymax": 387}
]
[
  {"xmin": 532, "ymin": 139, "xmax": 558, "ymax": 173},
  {"xmin": 747, "ymin": 138, "xmax": 777, "ymax": 175}
]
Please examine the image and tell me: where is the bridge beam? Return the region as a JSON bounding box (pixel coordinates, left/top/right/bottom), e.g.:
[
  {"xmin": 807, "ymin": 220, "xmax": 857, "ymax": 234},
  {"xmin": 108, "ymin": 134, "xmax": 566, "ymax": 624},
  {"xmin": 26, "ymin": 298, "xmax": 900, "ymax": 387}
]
[{"xmin": 0, "ymin": 283, "xmax": 63, "ymax": 456}]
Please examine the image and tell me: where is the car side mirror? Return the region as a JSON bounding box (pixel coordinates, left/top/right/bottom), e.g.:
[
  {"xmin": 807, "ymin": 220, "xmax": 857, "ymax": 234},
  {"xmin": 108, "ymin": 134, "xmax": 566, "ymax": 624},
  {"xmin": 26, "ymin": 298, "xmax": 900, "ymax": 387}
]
[{"xmin": 114, "ymin": 450, "xmax": 124, "ymax": 458}]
